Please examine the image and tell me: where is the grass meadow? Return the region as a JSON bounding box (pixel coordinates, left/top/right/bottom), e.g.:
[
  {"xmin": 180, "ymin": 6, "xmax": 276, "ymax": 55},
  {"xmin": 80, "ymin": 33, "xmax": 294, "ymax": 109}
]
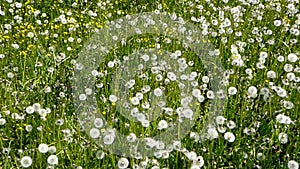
[{"xmin": 0, "ymin": 0, "xmax": 299, "ymax": 168}]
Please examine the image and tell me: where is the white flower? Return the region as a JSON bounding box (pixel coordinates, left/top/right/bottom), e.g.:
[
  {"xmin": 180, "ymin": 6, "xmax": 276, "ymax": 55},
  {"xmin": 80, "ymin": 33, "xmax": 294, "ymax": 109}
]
[
  {"xmin": 126, "ymin": 133, "xmax": 136, "ymax": 142},
  {"xmin": 141, "ymin": 54, "xmax": 150, "ymax": 61},
  {"xmin": 284, "ymin": 64, "xmax": 293, "ymax": 72},
  {"xmin": 136, "ymin": 113, "xmax": 146, "ymax": 122},
  {"xmin": 206, "ymin": 90, "xmax": 215, "ymax": 99},
  {"xmin": 267, "ymin": 70, "xmax": 277, "ymax": 78},
  {"xmin": 197, "ymin": 95, "xmax": 205, "ymax": 103},
  {"xmin": 183, "ymin": 109, "xmax": 194, "ymax": 119},
  {"xmin": 259, "ymin": 51, "xmax": 268, "ymax": 59},
  {"xmin": 48, "ymin": 146, "xmax": 56, "ymax": 154},
  {"xmin": 278, "ymin": 132, "xmax": 288, "ymax": 144},
  {"xmin": 27, "ymin": 32, "xmax": 34, "ymax": 38},
  {"xmin": 287, "ymin": 53, "xmax": 298, "ymax": 63},
  {"xmin": 217, "ymin": 126, "xmax": 226, "ymax": 133},
  {"xmin": 153, "ymin": 88, "xmax": 163, "ymax": 97},
  {"xmin": 192, "ymin": 89, "xmax": 201, "ymax": 98},
  {"xmin": 94, "ymin": 118, "xmax": 104, "ymax": 128},
  {"xmin": 0, "ymin": 118, "xmax": 6, "ymax": 125},
  {"xmin": 202, "ymin": 76, "xmax": 209, "ymax": 83},
  {"xmin": 15, "ymin": 2, "xmax": 22, "ymax": 8},
  {"xmin": 227, "ymin": 120, "xmax": 236, "ymax": 129},
  {"xmin": 288, "ymin": 160, "xmax": 299, "ymax": 169},
  {"xmin": 224, "ymin": 132, "xmax": 235, "ymax": 142},
  {"xmin": 287, "ymin": 73, "xmax": 295, "ymax": 81},
  {"xmin": 109, "ymin": 95, "xmax": 118, "ymax": 102},
  {"xmin": 248, "ymin": 86, "xmax": 258, "ymax": 98},
  {"xmin": 192, "ymin": 156, "xmax": 204, "ymax": 168},
  {"xmin": 25, "ymin": 125, "xmax": 32, "ymax": 132},
  {"xmin": 157, "ymin": 120, "xmax": 168, "ymax": 130},
  {"xmin": 103, "ymin": 134, "xmax": 115, "ymax": 145},
  {"xmin": 21, "ymin": 156, "xmax": 32, "ymax": 168},
  {"xmin": 274, "ymin": 20, "xmax": 282, "ymax": 26},
  {"xmin": 79, "ymin": 94, "xmax": 87, "ymax": 101},
  {"xmin": 85, "ymin": 88, "xmax": 93, "ymax": 95},
  {"xmin": 277, "ymin": 55, "xmax": 285, "ymax": 62},
  {"xmin": 167, "ymin": 72, "xmax": 177, "ymax": 81},
  {"xmin": 38, "ymin": 143, "xmax": 49, "ymax": 153},
  {"xmin": 276, "ymin": 114, "xmax": 292, "ymax": 124},
  {"xmin": 208, "ymin": 128, "xmax": 219, "ymax": 139},
  {"xmin": 216, "ymin": 116, "xmax": 226, "ymax": 125},
  {"xmin": 131, "ymin": 97, "xmax": 140, "ymax": 105},
  {"xmin": 117, "ymin": 158, "xmax": 129, "ymax": 169},
  {"xmin": 186, "ymin": 151, "xmax": 197, "ymax": 161},
  {"xmin": 107, "ymin": 61, "xmax": 115, "ymax": 68},
  {"xmin": 141, "ymin": 120, "xmax": 150, "ymax": 127},
  {"xmin": 136, "ymin": 92, "xmax": 143, "ymax": 100},
  {"xmin": 47, "ymin": 155, "xmax": 58, "ymax": 165},
  {"xmin": 228, "ymin": 87, "xmax": 237, "ymax": 95},
  {"xmin": 90, "ymin": 128, "xmax": 100, "ymax": 138}
]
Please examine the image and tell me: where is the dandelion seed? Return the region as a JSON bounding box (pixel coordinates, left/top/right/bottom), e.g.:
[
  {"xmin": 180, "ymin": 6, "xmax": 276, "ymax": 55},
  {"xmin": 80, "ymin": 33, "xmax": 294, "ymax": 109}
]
[
  {"xmin": 224, "ymin": 132, "xmax": 235, "ymax": 142},
  {"xmin": 288, "ymin": 160, "xmax": 299, "ymax": 169},
  {"xmin": 21, "ymin": 156, "xmax": 32, "ymax": 168},
  {"xmin": 126, "ymin": 133, "xmax": 136, "ymax": 142},
  {"xmin": 117, "ymin": 158, "xmax": 129, "ymax": 169},
  {"xmin": 25, "ymin": 106, "xmax": 35, "ymax": 114},
  {"xmin": 274, "ymin": 20, "xmax": 282, "ymax": 26},
  {"xmin": 38, "ymin": 143, "xmax": 49, "ymax": 153},
  {"xmin": 183, "ymin": 109, "xmax": 193, "ymax": 119},
  {"xmin": 0, "ymin": 118, "xmax": 6, "ymax": 125},
  {"xmin": 287, "ymin": 53, "xmax": 298, "ymax": 63},
  {"xmin": 141, "ymin": 120, "xmax": 150, "ymax": 127},
  {"xmin": 216, "ymin": 116, "xmax": 226, "ymax": 125},
  {"xmin": 47, "ymin": 155, "xmax": 58, "ymax": 165},
  {"xmin": 157, "ymin": 120, "xmax": 168, "ymax": 130},
  {"xmin": 228, "ymin": 87, "xmax": 237, "ymax": 95},
  {"xmin": 85, "ymin": 88, "xmax": 93, "ymax": 95},
  {"xmin": 206, "ymin": 90, "xmax": 215, "ymax": 99},
  {"xmin": 90, "ymin": 128, "xmax": 100, "ymax": 138},
  {"xmin": 103, "ymin": 134, "xmax": 115, "ymax": 145},
  {"xmin": 248, "ymin": 86, "xmax": 258, "ymax": 98},
  {"xmin": 107, "ymin": 61, "xmax": 115, "ymax": 68},
  {"xmin": 94, "ymin": 118, "xmax": 104, "ymax": 128},
  {"xmin": 131, "ymin": 97, "xmax": 140, "ymax": 105},
  {"xmin": 284, "ymin": 64, "xmax": 293, "ymax": 72},
  {"xmin": 267, "ymin": 70, "xmax": 277, "ymax": 78},
  {"xmin": 226, "ymin": 120, "xmax": 236, "ymax": 129},
  {"xmin": 277, "ymin": 55, "xmax": 285, "ymax": 62},
  {"xmin": 55, "ymin": 119, "xmax": 64, "ymax": 126},
  {"xmin": 96, "ymin": 150, "xmax": 105, "ymax": 159},
  {"xmin": 153, "ymin": 88, "xmax": 163, "ymax": 97},
  {"xmin": 136, "ymin": 92, "xmax": 143, "ymax": 100},
  {"xmin": 27, "ymin": 32, "xmax": 34, "ymax": 38},
  {"xmin": 79, "ymin": 94, "xmax": 87, "ymax": 101},
  {"xmin": 192, "ymin": 89, "xmax": 201, "ymax": 98},
  {"xmin": 109, "ymin": 95, "xmax": 118, "ymax": 102},
  {"xmin": 48, "ymin": 146, "xmax": 56, "ymax": 154},
  {"xmin": 7, "ymin": 72, "xmax": 14, "ymax": 78},
  {"xmin": 278, "ymin": 132, "xmax": 288, "ymax": 144},
  {"xmin": 208, "ymin": 128, "xmax": 219, "ymax": 139},
  {"xmin": 25, "ymin": 125, "xmax": 32, "ymax": 132}
]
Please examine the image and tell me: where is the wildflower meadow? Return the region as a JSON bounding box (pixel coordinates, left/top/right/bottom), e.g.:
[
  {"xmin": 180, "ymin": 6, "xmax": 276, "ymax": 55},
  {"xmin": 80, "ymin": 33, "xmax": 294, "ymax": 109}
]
[{"xmin": 0, "ymin": 0, "xmax": 299, "ymax": 168}]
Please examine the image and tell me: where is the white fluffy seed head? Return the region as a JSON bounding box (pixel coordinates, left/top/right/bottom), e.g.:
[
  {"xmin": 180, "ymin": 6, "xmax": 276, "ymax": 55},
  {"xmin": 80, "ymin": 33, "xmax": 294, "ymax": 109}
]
[
  {"xmin": 89, "ymin": 128, "xmax": 100, "ymax": 138},
  {"xmin": 287, "ymin": 53, "xmax": 298, "ymax": 63},
  {"xmin": 47, "ymin": 155, "xmax": 58, "ymax": 165},
  {"xmin": 21, "ymin": 156, "xmax": 32, "ymax": 168},
  {"xmin": 38, "ymin": 143, "xmax": 49, "ymax": 153},
  {"xmin": 224, "ymin": 132, "xmax": 235, "ymax": 142},
  {"xmin": 153, "ymin": 88, "xmax": 163, "ymax": 97}
]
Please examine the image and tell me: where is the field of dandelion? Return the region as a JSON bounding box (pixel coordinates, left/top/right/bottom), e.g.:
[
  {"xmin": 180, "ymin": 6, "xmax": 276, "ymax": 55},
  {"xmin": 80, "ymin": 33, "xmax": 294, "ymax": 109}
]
[{"xmin": 0, "ymin": 0, "xmax": 300, "ymax": 168}]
